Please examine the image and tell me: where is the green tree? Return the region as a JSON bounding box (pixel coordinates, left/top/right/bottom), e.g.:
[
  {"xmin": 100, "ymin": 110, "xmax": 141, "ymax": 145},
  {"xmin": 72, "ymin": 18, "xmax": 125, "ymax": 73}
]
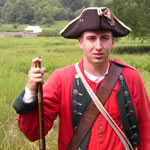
[
  {"xmin": 31, "ymin": 0, "xmax": 62, "ymax": 24},
  {"xmin": 0, "ymin": 0, "xmax": 6, "ymax": 7},
  {"xmin": 53, "ymin": 7, "xmax": 69, "ymax": 20},
  {"xmin": 107, "ymin": 0, "xmax": 150, "ymax": 38},
  {"xmin": 60, "ymin": 0, "xmax": 89, "ymax": 12},
  {"xmin": 94, "ymin": 0, "xmax": 103, "ymax": 6},
  {"xmin": 34, "ymin": 6, "xmax": 54, "ymax": 25},
  {"xmin": 1, "ymin": 0, "xmax": 13, "ymax": 22},
  {"xmin": 7, "ymin": 0, "xmax": 34, "ymax": 24}
]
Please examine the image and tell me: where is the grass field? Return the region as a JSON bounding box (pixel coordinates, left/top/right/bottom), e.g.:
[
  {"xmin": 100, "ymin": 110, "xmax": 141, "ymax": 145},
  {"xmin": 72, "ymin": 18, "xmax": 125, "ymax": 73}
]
[{"xmin": 0, "ymin": 23, "xmax": 150, "ymax": 149}]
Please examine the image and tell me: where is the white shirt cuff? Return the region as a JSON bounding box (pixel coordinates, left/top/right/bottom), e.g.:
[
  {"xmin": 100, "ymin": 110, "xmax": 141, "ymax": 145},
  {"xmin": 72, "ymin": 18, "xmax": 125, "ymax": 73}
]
[{"xmin": 23, "ymin": 85, "xmax": 37, "ymax": 103}]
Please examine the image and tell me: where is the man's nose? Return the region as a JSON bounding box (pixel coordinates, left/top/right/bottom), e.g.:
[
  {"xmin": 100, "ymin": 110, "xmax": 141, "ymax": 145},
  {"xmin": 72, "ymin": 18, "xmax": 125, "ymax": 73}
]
[{"xmin": 95, "ymin": 39, "xmax": 102, "ymax": 50}]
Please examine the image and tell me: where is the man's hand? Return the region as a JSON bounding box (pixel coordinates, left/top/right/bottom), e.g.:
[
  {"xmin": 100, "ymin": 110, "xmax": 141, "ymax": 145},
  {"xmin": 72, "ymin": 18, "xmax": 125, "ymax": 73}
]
[{"xmin": 27, "ymin": 57, "xmax": 46, "ymax": 92}]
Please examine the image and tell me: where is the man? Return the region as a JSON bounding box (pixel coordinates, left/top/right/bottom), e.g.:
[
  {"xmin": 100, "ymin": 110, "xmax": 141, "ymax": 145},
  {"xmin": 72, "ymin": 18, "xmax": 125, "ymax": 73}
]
[{"xmin": 13, "ymin": 7, "xmax": 150, "ymax": 150}]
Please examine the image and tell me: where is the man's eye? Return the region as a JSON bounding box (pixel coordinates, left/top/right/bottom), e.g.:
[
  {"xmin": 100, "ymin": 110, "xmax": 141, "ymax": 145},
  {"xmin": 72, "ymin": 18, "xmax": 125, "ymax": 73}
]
[
  {"xmin": 87, "ymin": 36, "xmax": 96, "ymax": 40},
  {"xmin": 102, "ymin": 36, "xmax": 110, "ymax": 40}
]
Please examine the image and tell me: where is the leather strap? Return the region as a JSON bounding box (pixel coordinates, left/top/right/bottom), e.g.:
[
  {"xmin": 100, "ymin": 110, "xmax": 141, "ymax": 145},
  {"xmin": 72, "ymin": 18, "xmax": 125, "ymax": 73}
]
[{"xmin": 67, "ymin": 62, "xmax": 132, "ymax": 150}]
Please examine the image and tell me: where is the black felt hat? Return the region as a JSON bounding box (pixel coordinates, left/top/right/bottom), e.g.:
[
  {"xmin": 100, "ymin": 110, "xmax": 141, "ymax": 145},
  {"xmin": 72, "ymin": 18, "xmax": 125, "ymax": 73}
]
[{"xmin": 60, "ymin": 7, "xmax": 131, "ymax": 39}]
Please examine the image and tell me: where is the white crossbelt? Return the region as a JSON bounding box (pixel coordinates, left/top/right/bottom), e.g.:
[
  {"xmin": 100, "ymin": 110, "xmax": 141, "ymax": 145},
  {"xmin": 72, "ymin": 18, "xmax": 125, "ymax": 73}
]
[{"xmin": 75, "ymin": 63, "xmax": 134, "ymax": 150}]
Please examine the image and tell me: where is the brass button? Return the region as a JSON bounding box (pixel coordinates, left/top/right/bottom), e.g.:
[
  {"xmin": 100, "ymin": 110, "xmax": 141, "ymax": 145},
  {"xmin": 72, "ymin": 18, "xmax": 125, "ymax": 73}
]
[
  {"xmin": 129, "ymin": 125, "xmax": 137, "ymax": 130},
  {"xmin": 73, "ymin": 110, "xmax": 82, "ymax": 115},
  {"xmin": 124, "ymin": 90, "xmax": 128, "ymax": 96},
  {"xmin": 119, "ymin": 75, "xmax": 124, "ymax": 81},
  {"xmin": 131, "ymin": 133, "xmax": 138, "ymax": 139},
  {"xmin": 133, "ymin": 142, "xmax": 138, "ymax": 146},
  {"xmin": 99, "ymin": 134, "xmax": 103, "ymax": 138},
  {"xmin": 73, "ymin": 100, "xmax": 82, "ymax": 106},
  {"xmin": 127, "ymin": 110, "xmax": 134, "ymax": 116},
  {"xmin": 125, "ymin": 101, "xmax": 132, "ymax": 107},
  {"xmin": 74, "ymin": 126, "xmax": 77, "ymax": 130},
  {"xmin": 73, "ymin": 89, "xmax": 78, "ymax": 95},
  {"xmin": 99, "ymin": 118, "xmax": 102, "ymax": 122}
]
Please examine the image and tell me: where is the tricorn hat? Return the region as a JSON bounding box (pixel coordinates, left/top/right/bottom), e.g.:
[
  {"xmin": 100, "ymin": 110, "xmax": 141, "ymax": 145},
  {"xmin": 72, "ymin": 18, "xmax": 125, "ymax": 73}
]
[{"xmin": 60, "ymin": 7, "xmax": 131, "ymax": 39}]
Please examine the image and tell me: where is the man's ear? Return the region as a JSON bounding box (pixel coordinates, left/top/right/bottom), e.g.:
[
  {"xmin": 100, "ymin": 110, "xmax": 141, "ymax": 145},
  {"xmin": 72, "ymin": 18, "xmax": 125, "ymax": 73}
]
[
  {"xmin": 78, "ymin": 37, "xmax": 83, "ymax": 49},
  {"xmin": 112, "ymin": 37, "xmax": 114, "ymax": 48}
]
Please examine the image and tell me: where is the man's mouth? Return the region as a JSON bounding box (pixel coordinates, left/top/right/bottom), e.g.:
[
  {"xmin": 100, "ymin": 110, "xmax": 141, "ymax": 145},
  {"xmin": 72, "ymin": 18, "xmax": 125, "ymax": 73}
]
[{"xmin": 93, "ymin": 53, "xmax": 104, "ymax": 58}]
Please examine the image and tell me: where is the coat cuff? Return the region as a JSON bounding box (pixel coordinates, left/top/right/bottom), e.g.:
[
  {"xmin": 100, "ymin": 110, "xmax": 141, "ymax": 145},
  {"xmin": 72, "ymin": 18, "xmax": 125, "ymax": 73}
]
[{"xmin": 13, "ymin": 90, "xmax": 38, "ymax": 114}]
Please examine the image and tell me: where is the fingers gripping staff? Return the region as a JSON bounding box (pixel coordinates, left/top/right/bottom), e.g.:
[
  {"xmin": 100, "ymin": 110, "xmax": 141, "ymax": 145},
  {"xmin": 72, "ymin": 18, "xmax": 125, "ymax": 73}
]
[{"xmin": 35, "ymin": 59, "xmax": 46, "ymax": 150}]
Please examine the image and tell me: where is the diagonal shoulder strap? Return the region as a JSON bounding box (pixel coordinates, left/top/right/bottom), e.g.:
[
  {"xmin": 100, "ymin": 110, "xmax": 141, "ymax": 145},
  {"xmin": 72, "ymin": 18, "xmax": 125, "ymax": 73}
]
[{"xmin": 67, "ymin": 62, "xmax": 133, "ymax": 150}]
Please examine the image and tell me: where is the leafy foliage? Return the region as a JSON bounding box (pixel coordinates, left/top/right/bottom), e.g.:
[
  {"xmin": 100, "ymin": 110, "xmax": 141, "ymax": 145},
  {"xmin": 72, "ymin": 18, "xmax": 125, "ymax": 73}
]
[
  {"xmin": 107, "ymin": 0, "xmax": 150, "ymax": 38},
  {"xmin": 0, "ymin": 0, "xmax": 149, "ymax": 38},
  {"xmin": 8, "ymin": 0, "xmax": 34, "ymax": 24},
  {"xmin": 37, "ymin": 29, "xmax": 60, "ymax": 37},
  {"xmin": 0, "ymin": 0, "xmax": 108, "ymax": 24}
]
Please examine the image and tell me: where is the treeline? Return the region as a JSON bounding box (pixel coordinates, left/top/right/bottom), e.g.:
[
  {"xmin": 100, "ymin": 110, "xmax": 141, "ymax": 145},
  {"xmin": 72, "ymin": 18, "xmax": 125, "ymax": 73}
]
[
  {"xmin": 0, "ymin": 0, "xmax": 101, "ymax": 24},
  {"xmin": 0, "ymin": 0, "xmax": 149, "ymax": 38}
]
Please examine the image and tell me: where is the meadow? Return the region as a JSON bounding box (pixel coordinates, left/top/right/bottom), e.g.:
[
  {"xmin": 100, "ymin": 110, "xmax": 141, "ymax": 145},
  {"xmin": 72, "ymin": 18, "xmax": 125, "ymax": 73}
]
[{"xmin": 0, "ymin": 23, "xmax": 150, "ymax": 149}]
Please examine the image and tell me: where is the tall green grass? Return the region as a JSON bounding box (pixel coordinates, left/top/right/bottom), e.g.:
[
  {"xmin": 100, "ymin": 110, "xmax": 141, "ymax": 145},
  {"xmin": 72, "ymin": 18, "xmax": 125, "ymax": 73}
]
[
  {"xmin": 0, "ymin": 36, "xmax": 150, "ymax": 149},
  {"xmin": 0, "ymin": 36, "xmax": 81, "ymax": 150}
]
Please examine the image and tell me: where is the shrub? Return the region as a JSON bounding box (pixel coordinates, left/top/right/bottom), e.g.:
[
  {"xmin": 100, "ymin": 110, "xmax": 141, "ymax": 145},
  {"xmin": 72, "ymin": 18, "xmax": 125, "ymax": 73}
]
[
  {"xmin": 14, "ymin": 34, "xmax": 22, "ymax": 38},
  {"xmin": 113, "ymin": 45, "xmax": 150, "ymax": 54},
  {"xmin": 13, "ymin": 24, "xmax": 19, "ymax": 29},
  {"xmin": 37, "ymin": 29, "xmax": 60, "ymax": 37}
]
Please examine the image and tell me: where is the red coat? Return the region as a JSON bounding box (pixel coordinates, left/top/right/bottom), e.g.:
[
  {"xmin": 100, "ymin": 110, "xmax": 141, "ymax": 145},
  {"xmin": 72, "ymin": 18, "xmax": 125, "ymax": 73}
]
[{"xmin": 18, "ymin": 59, "xmax": 150, "ymax": 150}]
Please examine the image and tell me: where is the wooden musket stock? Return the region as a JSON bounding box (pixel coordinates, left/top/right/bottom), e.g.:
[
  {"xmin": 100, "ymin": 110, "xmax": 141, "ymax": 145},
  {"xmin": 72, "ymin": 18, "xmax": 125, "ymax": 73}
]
[{"xmin": 35, "ymin": 61, "xmax": 46, "ymax": 150}]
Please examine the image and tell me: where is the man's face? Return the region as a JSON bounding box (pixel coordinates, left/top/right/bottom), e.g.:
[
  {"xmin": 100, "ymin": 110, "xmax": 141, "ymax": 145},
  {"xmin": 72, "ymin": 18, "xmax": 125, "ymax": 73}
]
[{"xmin": 78, "ymin": 31, "xmax": 114, "ymax": 66}]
